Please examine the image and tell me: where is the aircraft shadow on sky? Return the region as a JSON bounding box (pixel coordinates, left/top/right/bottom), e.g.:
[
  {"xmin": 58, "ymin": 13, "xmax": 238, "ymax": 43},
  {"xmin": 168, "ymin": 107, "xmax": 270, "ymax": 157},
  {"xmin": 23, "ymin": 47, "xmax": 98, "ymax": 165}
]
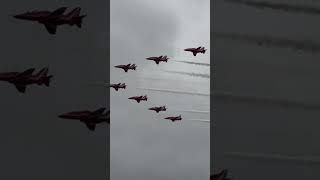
[
  {"xmin": 13, "ymin": 7, "xmax": 86, "ymax": 34},
  {"xmin": 58, "ymin": 108, "xmax": 110, "ymax": 131},
  {"xmin": 0, "ymin": 67, "xmax": 53, "ymax": 93}
]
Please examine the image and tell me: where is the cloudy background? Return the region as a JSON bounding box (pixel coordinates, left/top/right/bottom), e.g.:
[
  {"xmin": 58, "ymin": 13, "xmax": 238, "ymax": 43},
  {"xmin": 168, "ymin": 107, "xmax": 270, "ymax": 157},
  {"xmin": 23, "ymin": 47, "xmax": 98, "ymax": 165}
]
[
  {"xmin": 110, "ymin": 0, "xmax": 210, "ymax": 180},
  {"xmin": 212, "ymin": 0, "xmax": 320, "ymax": 179},
  {"xmin": 0, "ymin": 1, "xmax": 109, "ymax": 179}
]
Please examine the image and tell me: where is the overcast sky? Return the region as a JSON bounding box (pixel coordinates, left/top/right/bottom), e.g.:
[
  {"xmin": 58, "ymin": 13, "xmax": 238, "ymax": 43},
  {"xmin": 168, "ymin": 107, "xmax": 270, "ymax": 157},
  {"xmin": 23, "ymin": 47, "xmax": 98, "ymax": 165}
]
[
  {"xmin": 110, "ymin": 0, "xmax": 210, "ymax": 180},
  {"xmin": 213, "ymin": 0, "xmax": 320, "ymax": 179},
  {"xmin": 0, "ymin": 1, "xmax": 109, "ymax": 179}
]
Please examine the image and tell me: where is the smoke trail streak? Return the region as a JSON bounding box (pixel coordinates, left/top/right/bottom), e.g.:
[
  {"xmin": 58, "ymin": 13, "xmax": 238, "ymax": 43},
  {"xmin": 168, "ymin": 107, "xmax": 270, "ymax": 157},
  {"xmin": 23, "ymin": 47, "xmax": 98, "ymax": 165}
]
[
  {"xmin": 214, "ymin": 92, "xmax": 320, "ymax": 110},
  {"xmin": 171, "ymin": 60, "xmax": 210, "ymax": 66},
  {"xmin": 137, "ymin": 87, "xmax": 210, "ymax": 97},
  {"xmin": 214, "ymin": 31, "xmax": 320, "ymax": 52},
  {"xmin": 163, "ymin": 70, "xmax": 210, "ymax": 78},
  {"xmin": 177, "ymin": 110, "xmax": 210, "ymax": 114},
  {"xmin": 224, "ymin": 152, "xmax": 320, "ymax": 164},
  {"xmin": 225, "ymin": 0, "xmax": 320, "ymax": 15},
  {"xmin": 83, "ymin": 82, "xmax": 108, "ymax": 87},
  {"xmin": 186, "ymin": 119, "xmax": 211, "ymax": 123}
]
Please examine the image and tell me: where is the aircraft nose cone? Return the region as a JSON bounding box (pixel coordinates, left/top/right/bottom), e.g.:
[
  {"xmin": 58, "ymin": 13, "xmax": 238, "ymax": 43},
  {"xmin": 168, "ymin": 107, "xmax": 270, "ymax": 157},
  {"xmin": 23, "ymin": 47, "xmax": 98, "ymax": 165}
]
[
  {"xmin": 13, "ymin": 14, "xmax": 25, "ymax": 19},
  {"xmin": 58, "ymin": 114, "xmax": 68, "ymax": 118}
]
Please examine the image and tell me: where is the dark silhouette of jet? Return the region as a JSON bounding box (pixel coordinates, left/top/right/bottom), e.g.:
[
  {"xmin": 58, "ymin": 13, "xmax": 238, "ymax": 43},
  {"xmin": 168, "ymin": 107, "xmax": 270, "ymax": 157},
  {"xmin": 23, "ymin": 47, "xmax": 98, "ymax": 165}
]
[
  {"xmin": 110, "ymin": 83, "xmax": 126, "ymax": 91},
  {"xmin": 58, "ymin": 108, "xmax": 110, "ymax": 131},
  {"xmin": 184, "ymin": 46, "xmax": 206, "ymax": 56},
  {"xmin": 0, "ymin": 67, "xmax": 53, "ymax": 93},
  {"xmin": 148, "ymin": 106, "xmax": 167, "ymax": 113},
  {"xmin": 164, "ymin": 115, "xmax": 182, "ymax": 122},
  {"xmin": 146, "ymin": 55, "xmax": 169, "ymax": 64},
  {"xmin": 211, "ymin": 170, "xmax": 230, "ymax": 180},
  {"xmin": 114, "ymin": 64, "xmax": 137, "ymax": 72},
  {"xmin": 13, "ymin": 7, "xmax": 86, "ymax": 34},
  {"xmin": 128, "ymin": 95, "xmax": 148, "ymax": 103}
]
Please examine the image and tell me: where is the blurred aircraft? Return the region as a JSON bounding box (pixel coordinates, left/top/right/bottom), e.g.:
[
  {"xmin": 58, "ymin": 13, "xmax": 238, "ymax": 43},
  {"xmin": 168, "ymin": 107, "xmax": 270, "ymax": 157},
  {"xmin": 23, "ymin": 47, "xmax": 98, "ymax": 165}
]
[
  {"xmin": 114, "ymin": 64, "xmax": 137, "ymax": 72},
  {"xmin": 211, "ymin": 170, "xmax": 230, "ymax": 180},
  {"xmin": 58, "ymin": 108, "xmax": 110, "ymax": 131},
  {"xmin": 128, "ymin": 95, "xmax": 148, "ymax": 103},
  {"xmin": 184, "ymin": 46, "xmax": 206, "ymax": 56},
  {"xmin": 164, "ymin": 115, "xmax": 182, "ymax": 122},
  {"xmin": 148, "ymin": 106, "xmax": 167, "ymax": 113},
  {"xmin": 146, "ymin": 55, "xmax": 169, "ymax": 64},
  {"xmin": 110, "ymin": 83, "xmax": 126, "ymax": 91},
  {"xmin": 13, "ymin": 7, "xmax": 86, "ymax": 34},
  {"xmin": 0, "ymin": 67, "xmax": 53, "ymax": 93}
]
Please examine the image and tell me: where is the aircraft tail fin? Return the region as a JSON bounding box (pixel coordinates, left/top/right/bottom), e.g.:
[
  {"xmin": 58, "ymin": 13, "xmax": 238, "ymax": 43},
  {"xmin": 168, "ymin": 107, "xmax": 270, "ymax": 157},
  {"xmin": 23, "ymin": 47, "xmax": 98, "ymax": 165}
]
[
  {"xmin": 131, "ymin": 64, "xmax": 136, "ymax": 70},
  {"xmin": 75, "ymin": 15, "xmax": 86, "ymax": 28},
  {"xmin": 44, "ymin": 75, "xmax": 53, "ymax": 87}
]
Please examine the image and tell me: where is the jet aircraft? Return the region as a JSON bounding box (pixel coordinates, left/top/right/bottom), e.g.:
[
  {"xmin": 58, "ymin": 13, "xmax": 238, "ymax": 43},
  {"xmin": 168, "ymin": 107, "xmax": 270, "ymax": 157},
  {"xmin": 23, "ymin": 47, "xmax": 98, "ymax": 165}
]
[
  {"xmin": 110, "ymin": 83, "xmax": 126, "ymax": 91},
  {"xmin": 211, "ymin": 170, "xmax": 230, "ymax": 180},
  {"xmin": 58, "ymin": 108, "xmax": 110, "ymax": 131},
  {"xmin": 164, "ymin": 115, "xmax": 182, "ymax": 122},
  {"xmin": 114, "ymin": 64, "xmax": 136, "ymax": 72},
  {"xmin": 13, "ymin": 7, "xmax": 86, "ymax": 34},
  {"xmin": 128, "ymin": 95, "xmax": 148, "ymax": 103},
  {"xmin": 184, "ymin": 46, "xmax": 206, "ymax": 56},
  {"xmin": 0, "ymin": 67, "xmax": 53, "ymax": 93},
  {"xmin": 148, "ymin": 106, "xmax": 167, "ymax": 113},
  {"xmin": 146, "ymin": 55, "xmax": 169, "ymax": 64}
]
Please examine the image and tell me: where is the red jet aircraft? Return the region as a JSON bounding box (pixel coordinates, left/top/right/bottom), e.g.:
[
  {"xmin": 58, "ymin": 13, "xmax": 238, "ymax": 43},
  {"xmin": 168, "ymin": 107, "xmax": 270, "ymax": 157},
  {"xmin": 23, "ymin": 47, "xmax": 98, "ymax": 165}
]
[
  {"xmin": 13, "ymin": 7, "xmax": 86, "ymax": 34},
  {"xmin": 128, "ymin": 95, "xmax": 148, "ymax": 103},
  {"xmin": 148, "ymin": 106, "xmax": 167, "ymax": 113},
  {"xmin": 114, "ymin": 64, "xmax": 137, "ymax": 72},
  {"xmin": 164, "ymin": 115, "xmax": 182, "ymax": 122},
  {"xmin": 146, "ymin": 55, "xmax": 169, "ymax": 64},
  {"xmin": 211, "ymin": 170, "xmax": 230, "ymax": 180},
  {"xmin": 58, "ymin": 108, "xmax": 110, "ymax": 131},
  {"xmin": 110, "ymin": 83, "xmax": 126, "ymax": 91},
  {"xmin": 0, "ymin": 67, "xmax": 53, "ymax": 93},
  {"xmin": 184, "ymin": 46, "xmax": 206, "ymax": 56}
]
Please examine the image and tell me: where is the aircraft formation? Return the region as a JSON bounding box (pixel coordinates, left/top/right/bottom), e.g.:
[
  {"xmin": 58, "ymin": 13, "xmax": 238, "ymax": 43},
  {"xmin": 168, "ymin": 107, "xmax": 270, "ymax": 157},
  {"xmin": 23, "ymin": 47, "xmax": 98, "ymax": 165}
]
[
  {"xmin": 4, "ymin": 7, "xmax": 110, "ymax": 131},
  {"xmin": 111, "ymin": 45, "xmax": 207, "ymax": 123}
]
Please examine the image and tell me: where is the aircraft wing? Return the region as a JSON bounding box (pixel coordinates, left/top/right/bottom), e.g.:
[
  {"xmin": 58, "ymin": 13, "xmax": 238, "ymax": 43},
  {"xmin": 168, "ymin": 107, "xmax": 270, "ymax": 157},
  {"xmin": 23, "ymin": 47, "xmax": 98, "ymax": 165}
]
[
  {"xmin": 93, "ymin": 108, "xmax": 106, "ymax": 115},
  {"xmin": 45, "ymin": 7, "xmax": 67, "ymax": 20},
  {"xmin": 44, "ymin": 23, "xmax": 57, "ymax": 34},
  {"xmin": 193, "ymin": 52, "xmax": 197, "ymax": 56},
  {"xmin": 14, "ymin": 84, "xmax": 27, "ymax": 93},
  {"xmin": 12, "ymin": 68, "xmax": 35, "ymax": 81}
]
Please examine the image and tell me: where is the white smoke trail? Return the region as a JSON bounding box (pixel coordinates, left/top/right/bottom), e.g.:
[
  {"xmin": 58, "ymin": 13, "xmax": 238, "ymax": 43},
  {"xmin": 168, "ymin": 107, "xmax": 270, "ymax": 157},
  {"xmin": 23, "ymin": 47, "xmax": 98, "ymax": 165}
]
[
  {"xmin": 163, "ymin": 70, "xmax": 210, "ymax": 78},
  {"xmin": 186, "ymin": 119, "xmax": 210, "ymax": 123},
  {"xmin": 137, "ymin": 87, "xmax": 210, "ymax": 97},
  {"xmin": 176, "ymin": 109, "xmax": 210, "ymax": 114},
  {"xmin": 214, "ymin": 31, "xmax": 320, "ymax": 52},
  {"xmin": 224, "ymin": 152, "xmax": 320, "ymax": 164},
  {"xmin": 225, "ymin": 0, "xmax": 320, "ymax": 15},
  {"xmin": 171, "ymin": 60, "xmax": 210, "ymax": 67}
]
